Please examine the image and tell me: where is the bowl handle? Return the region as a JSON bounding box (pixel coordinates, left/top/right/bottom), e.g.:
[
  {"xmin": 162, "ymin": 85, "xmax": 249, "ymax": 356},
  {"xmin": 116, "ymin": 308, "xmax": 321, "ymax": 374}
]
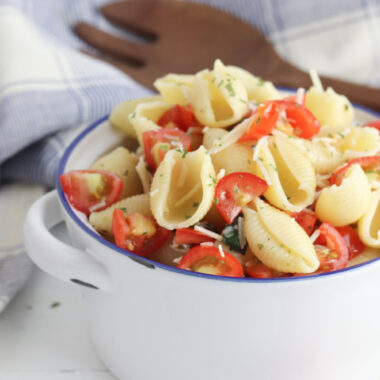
[{"xmin": 23, "ymin": 190, "xmax": 111, "ymax": 291}]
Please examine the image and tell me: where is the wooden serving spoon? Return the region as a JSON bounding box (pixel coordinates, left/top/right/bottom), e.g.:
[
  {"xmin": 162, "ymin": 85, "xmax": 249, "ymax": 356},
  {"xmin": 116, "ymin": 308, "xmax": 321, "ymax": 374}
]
[{"xmin": 75, "ymin": 0, "xmax": 380, "ymax": 112}]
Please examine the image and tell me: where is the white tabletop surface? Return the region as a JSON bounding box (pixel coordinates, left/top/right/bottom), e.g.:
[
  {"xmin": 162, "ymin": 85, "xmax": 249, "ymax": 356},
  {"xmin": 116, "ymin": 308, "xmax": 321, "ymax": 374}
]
[{"xmin": 0, "ymin": 223, "xmax": 117, "ymax": 380}]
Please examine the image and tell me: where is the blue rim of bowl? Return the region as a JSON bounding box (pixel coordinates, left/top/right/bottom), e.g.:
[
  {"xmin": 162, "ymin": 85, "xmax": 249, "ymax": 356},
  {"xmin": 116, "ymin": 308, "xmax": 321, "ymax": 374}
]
[{"xmin": 57, "ymin": 95, "xmax": 380, "ymax": 283}]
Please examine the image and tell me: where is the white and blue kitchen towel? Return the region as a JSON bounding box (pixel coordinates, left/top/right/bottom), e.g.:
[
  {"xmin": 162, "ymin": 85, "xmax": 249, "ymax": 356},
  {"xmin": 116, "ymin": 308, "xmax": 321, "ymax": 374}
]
[{"xmin": 1, "ymin": 0, "xmax": 380, "ymax": 311}]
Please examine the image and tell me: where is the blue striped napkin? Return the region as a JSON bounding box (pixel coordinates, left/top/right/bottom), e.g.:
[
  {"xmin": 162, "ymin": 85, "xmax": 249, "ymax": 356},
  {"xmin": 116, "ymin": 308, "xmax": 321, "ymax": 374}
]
[{"xmin": 1, "ymin": 0, "xmax": 379, "ymax": 311}]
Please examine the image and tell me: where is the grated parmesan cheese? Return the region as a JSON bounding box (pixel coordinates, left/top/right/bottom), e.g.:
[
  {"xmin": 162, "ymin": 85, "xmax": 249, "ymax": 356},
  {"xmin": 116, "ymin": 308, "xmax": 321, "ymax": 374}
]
[
  {"xmin": 310, "ymin": 229, "xmax": 321, "ymax": 244},
  {"xmin": 194, "ymin": 225, "xmax": 223, "ymax": 241},
  {"xmin": 218, "ymin": 244, "xmax": 225, "ymax": 258},
  {"xmin": 89, "ymin": 200, "xmax": 106, "ymax": 213},
  {"xmin": 216, "ymin": 169, "xmax": 226, "ymax": 181},
  {"xmin": 309, "ymin": 69, "xmax": 323, "ymax": 91},
  {"xmin": 200, "ymin": 242, "xmax": 214, "ymax": 247},
  {"xmin": 173, "ymin": 256, "xmax": 183, "ymax": 264},
  {"xmin": 237, "ymin": 216, "xmax": 246, "ymax": 250}
]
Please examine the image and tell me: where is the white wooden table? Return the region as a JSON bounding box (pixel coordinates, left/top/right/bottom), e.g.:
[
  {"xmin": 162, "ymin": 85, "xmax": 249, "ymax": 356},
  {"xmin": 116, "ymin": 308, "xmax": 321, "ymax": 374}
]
[{"xmin": 0, "ymin": 223, "xmax": 117, "ymax": 380}]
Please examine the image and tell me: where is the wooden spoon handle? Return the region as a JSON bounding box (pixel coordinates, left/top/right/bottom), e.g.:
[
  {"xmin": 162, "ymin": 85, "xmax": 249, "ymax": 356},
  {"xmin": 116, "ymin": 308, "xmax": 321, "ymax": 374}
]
[{"xmin": 272, "ymin": 67, "xmax": 380, "ymax": 113}]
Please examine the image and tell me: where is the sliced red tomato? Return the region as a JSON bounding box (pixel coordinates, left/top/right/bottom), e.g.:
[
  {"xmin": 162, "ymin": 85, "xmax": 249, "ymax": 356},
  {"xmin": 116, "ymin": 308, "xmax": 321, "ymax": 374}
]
[
  {"xmin": 335, "ymin": 225, "xmax": 365, "ymax": 260},
  {"xmin": 157, "ymin": 104, "xmax": 202, "ymax": 132},
  {"xmin": 245, "ymin": 261, "xmax": 275, "ymax": 278},
  {"xmin": 175, "ymin": 228, "xmax": 214, "ymax": 245},
  {"xmin": 364, "ymin": 120, "xmax": 380, "ymax": 132},
  {"xmin": 142, "ymin": 128, "xmax": 191, "ymax": 171},
  {"xmin": 314, "ymin": 222, "xmax": 349, "ymax": 272},
  {"xmin": 60, "ymin": 169, "xmax": 123, "ymax": 216},
  {"xmin": 177, "ymin": 245, "xmax": 243, "ymax": 277},
  {"xmin": 275, "ymin": 100, "xmax": 320, "ymax": 138},
  {"xmin": 112, "ymin": 209, "xmax": 171, "ymax": 257},
  {"xmin": 239, "ymin": 101, "xmax": 279, "ymax": 141},
  {"xmin": 329, "ymin": 156, "xmax": 380, "ymax": 185},
  {"xmin": 294, "ymin": 209, "xmax": 318, "ymax": 236},
  {"xmin": 215, "ymin": 172, "xmax": 268, "ymax": 224}
]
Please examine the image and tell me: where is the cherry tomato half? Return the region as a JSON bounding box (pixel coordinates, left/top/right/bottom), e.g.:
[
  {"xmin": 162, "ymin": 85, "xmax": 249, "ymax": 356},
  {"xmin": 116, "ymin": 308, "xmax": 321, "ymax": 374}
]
[
  {"xmin": 142, "ymin": 128, "xmax": 191, "ymax": 171},
  {"xmin": 245, "ymin": 261, "xmax": 275, "ymax": 278},
  {"xmin": 314, "ymin": 222, "xmax": 349, "ymax": 272},
  {"xmin": 294, "ymin": 209, "xmax": 318, "ymax": 236},
  {"xmin": 60, "ymin": 169, "xmax": 123, "ymax": 216},
  {"xmin": 174, "ymin": 228, "xmax": 214, "ymax": 245},
  {"xmin": 239, "ymin": 101, "xmax": 279, "ymax": 141},
  {"xmin": 275, "ymin": 100, "xmax": 320, "ymax": 138},
  {"xmin": 157, "ymin": 104, "xmax": 202, "ymax": 132},
  {"xmin": 215, "ymin": 172, "xmax": 268, "ymax": 224},
  {"xmin": 335, "ymin": 225, "xmax": 365, "ymax": 260},
  {"xmin": 112, "ymin": 209, "xmax": 171, "ymax": 257},
  {"xmin": 177, "ymin": 245, "xmax": 243, "ymax": 277},
  {"xmin": 329, "ymin": 156, "xmax": 380, "ymax": 186}
]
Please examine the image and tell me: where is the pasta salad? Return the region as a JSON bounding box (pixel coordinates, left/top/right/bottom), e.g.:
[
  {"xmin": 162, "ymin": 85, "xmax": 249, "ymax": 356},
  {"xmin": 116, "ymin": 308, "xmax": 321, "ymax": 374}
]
[{"xmin": 60, "ymin": 60, "xmax": 380, "ymax": 278}]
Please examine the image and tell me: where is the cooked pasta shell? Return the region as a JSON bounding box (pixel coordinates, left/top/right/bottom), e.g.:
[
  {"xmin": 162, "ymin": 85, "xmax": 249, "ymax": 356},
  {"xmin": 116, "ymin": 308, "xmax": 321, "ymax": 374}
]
[
  {"xmin": 305, "ymin": 86, "xmax": 354, "ymax": 127},
  {"xmin": 109, "ymin": 96, "xmax": 161, "ymax": 138},
  {"xmin": 202, "ymin": 128, "xmax": 228, "ymax": 150},
  {"xmin": 208, "ymin": 117, "xmax": 251, "ymax": 154},
  {"xmin": 227, "ymin": 65, "xmax": 281, "ymax": 102},
  {"xmin": 243, "ymin": 198, "xmax": 319, "ymax": 273},
  {"xmin": 154, "ymin": 74, "xmax": 195, "ymax": 105},
  {"xmin": 358, "ymin": 190, "xmax": 380, "ymax": 248},
  {"xmin": 335, "ymin": 126, "xmax": 380, "ymax": 161},
  {"xmin": 128, "ymin": 100, "xmax": 172, "ymax": 145},
  {"xmin": 89, "ymin": 194, "xmax": 151, "ymax": 234},
  {"xmin": 316, "ymin": 164, "xmax": 371, "ymax": 226},
  {"xmin": 287, "ymin": 136, "xmax": 345, "ymax": 174},
  {"xmin": 91, "ymin": 146, "xmax": 142, "ymax": 198},
  {"xmin": 211, "ymin": 142, "xmax": 255, "ymax": 175},
  {"xmin": 150, "ymin": 146, "xmax": 215, "ymax": 229},
  {"xmin": 253, "ymin": 135, "xmax": 316, "ymax": 212},
  {"xmin": 188, "ymin": 60, "xmax": 248, "ymax": 128}
]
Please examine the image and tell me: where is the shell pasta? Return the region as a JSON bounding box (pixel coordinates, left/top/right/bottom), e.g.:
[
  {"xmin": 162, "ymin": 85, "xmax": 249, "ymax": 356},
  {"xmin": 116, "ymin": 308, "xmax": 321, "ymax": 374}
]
[{"xmin": 60, "ymin": 60, "xmax": 380, "ymax": 279}]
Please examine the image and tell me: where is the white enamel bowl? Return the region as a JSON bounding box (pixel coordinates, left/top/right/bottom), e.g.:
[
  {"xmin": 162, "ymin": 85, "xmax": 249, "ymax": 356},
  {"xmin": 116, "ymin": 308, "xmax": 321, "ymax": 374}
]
[{"xmin": 24, "ymin": 106, "xmax": 380, "ymax": 380}]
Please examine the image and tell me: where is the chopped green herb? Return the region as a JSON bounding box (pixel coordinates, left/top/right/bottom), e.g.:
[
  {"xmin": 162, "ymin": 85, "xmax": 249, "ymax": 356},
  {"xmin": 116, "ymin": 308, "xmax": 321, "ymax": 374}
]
[
  {"xmin": 185, "ymin": 215, "xmax": 191, "ymax": 220},
  {"xmin": 256, "ymin": 116, "xmax": 261, "ymax": 125},
  {"xmin": 160, "ymin": 144, "xmax": 169, "ymax": 151},
  {"xmin": 50, "ymin": 302, "xmax": 60, "ymax": 309},
  {"xmin": 257, "ymin": 77, "xmax": 265, "ymax": 86},
  {"xmin": 344, "ymin": 104, "xmax": 349, "ymax": 111},
  {"xmin": 233, "ymin": 185, "xmax": 239, "ymax": 193},
  {"xmin": 192, "ymin": 202, "xmax": 200, "ymax": 207},
  {"xmin": 338, "ymin": 132, "xmax": 345, "ymax": 138},
  {"xmin": 217, "ymin": 79, "xmax": 224, "ymax": 88},
  {"xmin": 142, "ymin": 232, "xmax": 147, "ymax": 236},
  {"xmin": 257, "ymin": 243, "xmax": 264, "ymax": 250},
  {"xmin": 124, "ymin": 169, "xmax": 129, "ymax": 176},
  {"xmin": 214, "ymin": 197, "xmax": 219, "ymax": 204},
  {"xmin": 130, "ymin": 112, "xmax": 136, "ymax": 119},
  {"xmin": 226, "ymin": 82, "xmax": 235, "ymax": 97},
  {"xmin": 119, "ymin": 207, "xmax": 127, "ymax": 213},
  {"xmin": 182, "ymin": 148, "xmax": 188, "ymax": 158},
  {"xmin": 222, "ymin": 218, "xmax": 247, "ymax": 253},
  {"xmin": 238, "ymin": 98, "xmax": 248, "ymax": 104}
]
